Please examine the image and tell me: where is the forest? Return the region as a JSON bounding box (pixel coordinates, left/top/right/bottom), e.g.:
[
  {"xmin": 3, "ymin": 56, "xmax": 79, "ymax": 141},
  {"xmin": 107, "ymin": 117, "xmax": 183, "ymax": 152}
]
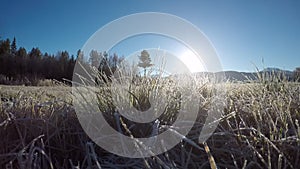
[{"xmin": 0, "ymin": 37, "xmax": 123, "ymax": 85}]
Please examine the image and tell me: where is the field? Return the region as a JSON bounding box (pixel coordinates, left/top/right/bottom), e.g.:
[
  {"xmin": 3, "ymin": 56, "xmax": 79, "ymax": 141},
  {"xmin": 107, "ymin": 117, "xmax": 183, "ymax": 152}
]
[{"xmin": 0, "ymin": 76, "xmax": 300, "ymax": 168}]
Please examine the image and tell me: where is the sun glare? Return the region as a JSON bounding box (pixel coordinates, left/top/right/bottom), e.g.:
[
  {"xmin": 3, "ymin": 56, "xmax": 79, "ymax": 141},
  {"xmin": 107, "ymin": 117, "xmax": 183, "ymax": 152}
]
[{"xmin": 178, "ymin": 50, "xmax": 205, "ymax": 73}]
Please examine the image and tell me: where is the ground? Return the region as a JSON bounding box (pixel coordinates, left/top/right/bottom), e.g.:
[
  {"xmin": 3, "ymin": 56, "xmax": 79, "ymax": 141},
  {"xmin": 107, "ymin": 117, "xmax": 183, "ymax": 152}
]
[{"xmin": 0, "ymin": 81, "xmax": 299, "ymax": 168}]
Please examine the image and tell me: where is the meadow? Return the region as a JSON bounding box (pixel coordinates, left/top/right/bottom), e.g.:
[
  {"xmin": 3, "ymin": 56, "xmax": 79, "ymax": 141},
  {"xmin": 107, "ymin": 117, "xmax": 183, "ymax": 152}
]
[{"xmin": 0, "ymin": 73, "xmax": 299, "ymax": 169}]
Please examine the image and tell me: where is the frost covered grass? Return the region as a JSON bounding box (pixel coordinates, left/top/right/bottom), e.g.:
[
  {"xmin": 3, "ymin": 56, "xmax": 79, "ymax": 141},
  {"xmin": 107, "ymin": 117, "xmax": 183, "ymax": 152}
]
[{"xmin": 0, "ymin": 71, "xmax": 299, "ymax": 168}]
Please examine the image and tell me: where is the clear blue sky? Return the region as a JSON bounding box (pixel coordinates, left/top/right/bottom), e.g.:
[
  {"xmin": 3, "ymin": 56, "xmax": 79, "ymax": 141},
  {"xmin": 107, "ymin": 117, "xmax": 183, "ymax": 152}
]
[{"xmin": 1, "ymin": 0, "xmax": 299, "ymax": 71}]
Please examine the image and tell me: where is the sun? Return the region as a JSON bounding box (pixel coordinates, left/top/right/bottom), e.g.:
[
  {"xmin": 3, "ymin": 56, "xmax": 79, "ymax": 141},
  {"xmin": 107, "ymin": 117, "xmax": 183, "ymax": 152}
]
[{"xmin": 178, "ymin": 50, "xmax": 205, "ymax": 73}]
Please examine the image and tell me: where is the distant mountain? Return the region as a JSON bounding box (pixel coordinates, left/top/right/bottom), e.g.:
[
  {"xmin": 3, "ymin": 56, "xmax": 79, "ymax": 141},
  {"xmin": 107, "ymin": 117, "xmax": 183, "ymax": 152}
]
[
  {"xmin": 219, "ymin": 71, "xmax": 257, "ymax": 81},
  {"xmin": 194, "ymin": 67, "xmax": 294, "ymax": 82},
  {"xmin": 262, "ymin": 67, "xmax": 293, "ymax": 76},
  {"xmin": 263, "ymin": 67, "xmax": 283, "ymax": 72},
  {"xmin": 260, "ymin": 67, "xmax": 294, "ymax": 81}
]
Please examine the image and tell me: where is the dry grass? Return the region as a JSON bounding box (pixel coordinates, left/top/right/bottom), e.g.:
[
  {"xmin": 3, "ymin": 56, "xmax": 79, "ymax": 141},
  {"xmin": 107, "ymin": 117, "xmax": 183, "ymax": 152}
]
[{"xmin": 0, "ymin": 71, "xmax": 299, "ymax": 168}]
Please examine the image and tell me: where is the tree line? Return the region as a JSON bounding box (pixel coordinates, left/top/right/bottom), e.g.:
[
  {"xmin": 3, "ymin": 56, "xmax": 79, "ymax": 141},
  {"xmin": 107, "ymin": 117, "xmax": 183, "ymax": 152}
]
[
  {"xmin": 0, "ymin": 37, "xmax": 299, "ymax": 85},
  {"xmin": 0, "ymin": 37, "xmax": 124, "ymax": 85}
]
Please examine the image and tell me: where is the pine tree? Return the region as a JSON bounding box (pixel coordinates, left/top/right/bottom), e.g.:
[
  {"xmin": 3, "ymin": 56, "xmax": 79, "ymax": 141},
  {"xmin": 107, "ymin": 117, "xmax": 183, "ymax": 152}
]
[
  {"xmin": 137, "ymin": 50, "xmax": 154, "ymax": 76},
  {"xmin": 76, "ymin": 49, "xmax": 84, "ymax": 63},
  {"xmin": 0, "ymin": 38, "xmax": 11, "ymax": 54},
  {"xmin": 89, "ymin": 50, "xmax": 100, "ymax": 68},
  {"xmin": 11, "ymin": 37, "xmax": 17, "ymax": 55}
]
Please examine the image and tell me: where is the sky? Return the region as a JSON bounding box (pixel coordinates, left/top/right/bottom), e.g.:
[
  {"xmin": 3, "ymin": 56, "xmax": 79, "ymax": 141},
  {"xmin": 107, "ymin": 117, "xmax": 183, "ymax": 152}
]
[{"xmin": 1, "ymin": 0, "xmax": 300, "ymax": 72}]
